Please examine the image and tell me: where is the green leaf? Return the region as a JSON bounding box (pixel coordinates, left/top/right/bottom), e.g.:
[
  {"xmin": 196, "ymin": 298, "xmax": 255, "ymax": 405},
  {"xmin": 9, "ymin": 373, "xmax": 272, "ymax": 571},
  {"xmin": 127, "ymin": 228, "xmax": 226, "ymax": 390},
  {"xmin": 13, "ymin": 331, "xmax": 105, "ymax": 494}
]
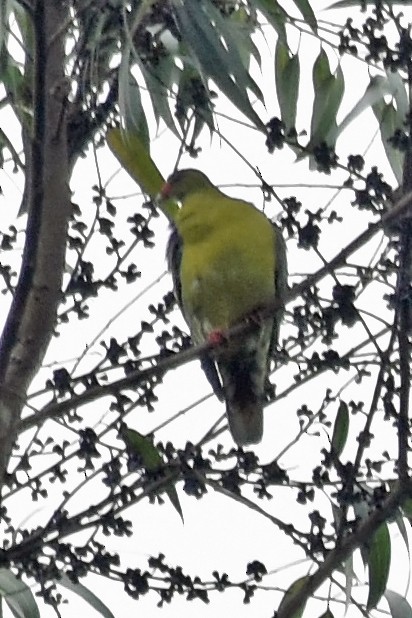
[
  {"xmin": 277, "ymin": 576, "xmax": 309, "ymax": 618},
  {"xmin": 0, "ymin": 56, "xmax": 32, "ymax": 127},
  {"xmin": 58, "ymin": 575, "xmax": 115, "ymax": 618},
  {"xmin": 230, "ymin": 7, "xmax": 261, "ymax": 69},
  {"xmin": 367, "ymin": 523, "xmax": 391, "ymax": 610},
  {"xmin": 0, "ymin": 59, "xmax": 24, "ymax": 97},
  {"xmin": 203, "ymin": 0, "xmax": 263, "ymax": 102},
  {"xmin": 331, "ymin": 400, "xmax": 349, "ymax": 458},
  {"xmin": 130, "ymin": 16, "xmax": 181, "ymax": 139},
  {"xmin": 118, "ymin": 46, "xmax": 149, "ymax": 144},
  {"xmin": 275, "ymin": 39, "xmax": 300, "ymax": 131},
  {"xmin": 292, "ymin": 0, "xmax": 317, "ymax": 32},
  {"xmin": 174, "ymin": 1, "xmax": 264, "ymax": 129},
  {"xmin": 123, "ymin": 427, "xmax": 164, "ymax": 470},
  {"xmin": 253, "ymin": 0, "xmax": 288, "ymax": 44},
  {"xmin": 385, "ymin": 590, "xmax": 412, "ymax": 618},
  {"xmin": 386, "ymin": 69, "xmax": 408, "ymax": 122},
  {"xmin": 335, "ymin": 75, "xmax": 399, "ymax": 142},
  {"xmin": 0, "ymin": 0, "xmax": 11, "ymax": 53},
  {"xmin": 12, "ymin": 0, "xmax": 34, "ymax": 62},
  {"xmin": 0, "ymin": 569, "xmax": 40, "ymax": 618},
  {"xmin": 309, "ymin": 50, "xmax": 344, "ymax": 149},
  {"xmin": 139, "ymin": 58, "xmax": 181, "ymax": 139},
  {"xmin": 0, "ymin": 126, "xmax": 23, "ymax": 169},
  {"xmin": 122, "ymin": 427, "xmax": 184, "ymax": 522},
  {"xmin": 402, "ymin": 497, "xmax": 412, "ymax": 519},
  {"xmin": 175, "ymin": 66, "xmax": 214, "ymax": 140},
  {"xmin": 372, "ymin": 101, "xmax": 404, "ymax": 184}
]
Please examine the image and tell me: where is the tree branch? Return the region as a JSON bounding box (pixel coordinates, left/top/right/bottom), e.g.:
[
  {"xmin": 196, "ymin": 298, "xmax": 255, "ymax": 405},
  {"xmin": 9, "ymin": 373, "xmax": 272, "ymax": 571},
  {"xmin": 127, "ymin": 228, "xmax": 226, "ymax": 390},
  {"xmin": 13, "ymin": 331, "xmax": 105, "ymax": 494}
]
[
  {"xmin": 276, "ymin": 481, "xmax": 410, "ymax": 618},
  {"xmin": 18, "ymin": 190, "xmax": 412, "ymax": 433},
  {"xmin": 0, "ymin": 0, "xmax": 70, "ymax": 484}
]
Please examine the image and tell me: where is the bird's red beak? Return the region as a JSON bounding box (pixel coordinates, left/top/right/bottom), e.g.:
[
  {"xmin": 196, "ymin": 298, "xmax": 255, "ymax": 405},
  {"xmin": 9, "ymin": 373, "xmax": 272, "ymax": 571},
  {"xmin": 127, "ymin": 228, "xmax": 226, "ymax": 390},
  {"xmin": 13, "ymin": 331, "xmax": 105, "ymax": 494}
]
[{"xmin": 160, "ymin": 182, "xmax": 172, "ymax": 199}]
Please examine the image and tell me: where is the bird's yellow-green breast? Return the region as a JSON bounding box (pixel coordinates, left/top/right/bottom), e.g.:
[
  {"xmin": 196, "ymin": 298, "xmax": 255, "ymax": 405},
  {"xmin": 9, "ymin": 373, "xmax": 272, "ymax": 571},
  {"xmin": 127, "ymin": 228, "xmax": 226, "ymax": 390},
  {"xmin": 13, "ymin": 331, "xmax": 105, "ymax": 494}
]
[{"xmin": 174, "ymin": 187, "xmax": 276, "ymax": 342}]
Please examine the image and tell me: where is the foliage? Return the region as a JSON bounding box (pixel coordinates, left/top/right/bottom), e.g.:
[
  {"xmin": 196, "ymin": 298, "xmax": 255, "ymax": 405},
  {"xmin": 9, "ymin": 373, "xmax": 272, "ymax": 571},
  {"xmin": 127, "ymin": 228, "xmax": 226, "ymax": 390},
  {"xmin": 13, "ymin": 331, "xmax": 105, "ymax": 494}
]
[{"xmin": 0, "ymin": 1, "xmax": 412, "ymax": 618}]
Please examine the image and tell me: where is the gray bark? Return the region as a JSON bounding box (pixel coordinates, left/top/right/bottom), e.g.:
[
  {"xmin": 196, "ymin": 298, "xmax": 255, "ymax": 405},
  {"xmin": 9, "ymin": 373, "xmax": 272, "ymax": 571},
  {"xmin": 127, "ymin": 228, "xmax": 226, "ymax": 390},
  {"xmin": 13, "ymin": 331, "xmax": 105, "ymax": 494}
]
[{"xmin": 0, "ymin": 0, "xmax": 70, "ymax": 484}]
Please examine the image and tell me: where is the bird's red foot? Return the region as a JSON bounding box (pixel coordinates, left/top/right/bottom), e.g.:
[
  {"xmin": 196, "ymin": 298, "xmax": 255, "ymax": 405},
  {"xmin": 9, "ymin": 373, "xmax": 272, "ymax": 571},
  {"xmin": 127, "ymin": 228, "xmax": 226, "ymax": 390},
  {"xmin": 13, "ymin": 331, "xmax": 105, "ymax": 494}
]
[{"xmin": 208, "ymin": 329, "xmax": 227, "ymax": 346}]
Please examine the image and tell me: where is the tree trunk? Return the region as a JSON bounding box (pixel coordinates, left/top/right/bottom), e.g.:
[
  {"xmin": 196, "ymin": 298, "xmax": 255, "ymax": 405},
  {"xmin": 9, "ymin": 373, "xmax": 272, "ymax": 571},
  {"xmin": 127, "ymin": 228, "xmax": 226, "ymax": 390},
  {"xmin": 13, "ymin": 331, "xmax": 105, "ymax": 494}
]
[{"xmin": 0, "ymin": 0, "xmax": 70, "ymax": 485}]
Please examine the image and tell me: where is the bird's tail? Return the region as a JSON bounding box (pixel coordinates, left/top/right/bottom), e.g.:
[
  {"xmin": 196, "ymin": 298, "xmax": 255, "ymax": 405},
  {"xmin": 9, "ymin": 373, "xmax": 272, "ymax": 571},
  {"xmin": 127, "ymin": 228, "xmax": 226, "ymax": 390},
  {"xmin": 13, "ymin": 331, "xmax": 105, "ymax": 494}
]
[
  {"xmin": 219, "ymin": 353, "xmax": 265, "ymax": 446},
  {"xmin": 227, "ymin": 399, "xmax": 263, "ymax": 447}
]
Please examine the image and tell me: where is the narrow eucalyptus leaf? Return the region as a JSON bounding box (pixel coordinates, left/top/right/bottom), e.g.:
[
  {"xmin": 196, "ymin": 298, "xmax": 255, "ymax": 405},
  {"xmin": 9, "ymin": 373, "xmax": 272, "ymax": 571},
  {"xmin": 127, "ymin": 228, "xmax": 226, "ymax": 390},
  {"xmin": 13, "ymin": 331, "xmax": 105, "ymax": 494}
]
[
  {"xmin": 277, "ymin": 576, "xmax": 309, "ymax": 618},
  {"xmin": 0, "ymin": 569, "xmax": 40, "ymax": 618},
  {"xmin": 139, "ymin": 58, "xmax": 181, "ymax": 138},
  {"xmin": 118, "ymin": 46, "xmax": 149, "ymax": 143},
  {"xmin": 174, "ymin": 1, "xmax": 263, "ymax": 128},
  {"xmin": 253, "ymin": 0, "xmax": 287, "ymax": 44},
  {"xmin": 367, "ymin": 523, "xmax": 391, "ymax": 610},
  {"xmin": 385, "ymin": 590, "xmax": 412, "ymax": 618},
  {"xmin": 310, "ymin": 51, "xmax": 344, "ymax": 147},
  {"xmin": 372, "ymin": 101, "xmax": 404, "ymax": 185},
  {"xmin": 331, "ymin": 400, "xmax": 349, "ymax": 458},
  {"xmin": 122, "ymin": 427, "xmax": 184, "ymax": 522},
  {"xmin": 58, "ymin": 575, "xmax": 115, "ymax": 618},
  {"xmin": 203, "ymin": 0, "xmax": 263, "ymax": 102},
  {"xmin": 335, "ymin": 75, "xmax": 393, "ymax": 140},
  {"xmin": 275, "ymin": 39, "xmax": 300, "ymax": 131},
  {"xmin": 292, "ymin": 0, "xmax": 317, "ymax": 31}
]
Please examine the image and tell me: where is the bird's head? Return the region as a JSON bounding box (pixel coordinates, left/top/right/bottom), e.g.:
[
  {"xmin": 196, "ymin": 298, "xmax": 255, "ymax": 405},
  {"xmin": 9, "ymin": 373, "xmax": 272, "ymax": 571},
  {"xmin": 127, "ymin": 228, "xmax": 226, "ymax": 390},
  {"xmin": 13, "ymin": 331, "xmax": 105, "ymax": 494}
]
[{"xmin": 160, "ymin": 169, "xmax": 214, "ymax": 202}]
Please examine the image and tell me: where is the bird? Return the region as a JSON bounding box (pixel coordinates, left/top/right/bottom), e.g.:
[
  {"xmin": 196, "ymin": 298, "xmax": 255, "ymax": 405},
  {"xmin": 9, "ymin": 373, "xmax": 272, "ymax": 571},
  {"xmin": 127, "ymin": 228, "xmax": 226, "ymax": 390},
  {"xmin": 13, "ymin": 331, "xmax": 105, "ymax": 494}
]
[{"xmin": 161, "ymin": 169, "xmax": 287, "ymax": 446}]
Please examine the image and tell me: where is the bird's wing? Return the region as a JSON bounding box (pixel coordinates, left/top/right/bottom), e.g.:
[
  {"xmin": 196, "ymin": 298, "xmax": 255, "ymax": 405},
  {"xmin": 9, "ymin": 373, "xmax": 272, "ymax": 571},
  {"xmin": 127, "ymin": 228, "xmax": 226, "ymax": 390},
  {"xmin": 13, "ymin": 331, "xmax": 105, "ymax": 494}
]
[
  {"xmin": 268, "ymin": 223, "xmax": 288, "ymax": 369},
  {"xmin": 166, "ymin": 225, "xmax": 224, "ymax": 400},
  {"xmin": 166, "ymin": 226, "xmax": 183, "ymax": 309}
]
